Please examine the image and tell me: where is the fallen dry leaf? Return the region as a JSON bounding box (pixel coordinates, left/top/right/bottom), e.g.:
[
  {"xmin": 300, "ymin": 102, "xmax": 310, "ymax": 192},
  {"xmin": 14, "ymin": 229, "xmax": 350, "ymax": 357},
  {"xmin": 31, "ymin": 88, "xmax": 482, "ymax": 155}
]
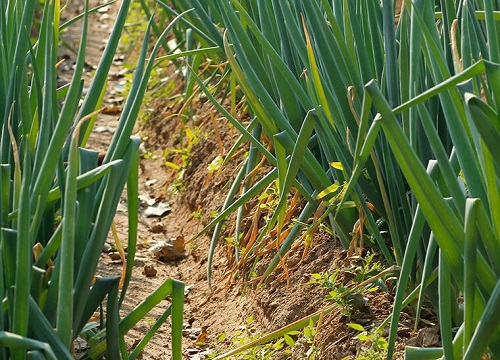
[
  {"xmin": 102, "ymin": 105, "xmax": 121, "ymax": 115},
  {"xmin": 195, "ymin": 326, "xmax": 208, "ymax": 346}
]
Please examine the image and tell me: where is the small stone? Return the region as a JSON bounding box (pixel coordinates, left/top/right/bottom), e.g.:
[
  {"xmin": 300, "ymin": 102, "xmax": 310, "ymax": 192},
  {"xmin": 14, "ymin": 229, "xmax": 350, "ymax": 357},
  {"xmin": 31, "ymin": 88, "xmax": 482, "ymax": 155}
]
[
  {"xmin": 102, "ymin": 242, "xmax": 113, "ymax": 252},
  {"xmin": 114, "ymin": 68, "xmax": 129, "ymax": 78},
  {"xmin": 97, "ymin": 5, "xmax": 110, "ymax": 13},
  {"xmin": 145, "ymin": 179, "xmax": 158, "ymax": 187},
  {"xmin": 150, "ymin": 223, "xmax": 165, "ymax": 233},
  {"xmin": 184, "ymin": 284, "xmax": 194, "ymax": 296},
  {"xmin": 350, "ymin": 293, "xmax": 368, "ymax": 310},
  {"xmin": 95, "ymin": 125, "xmax": 116, "ymax": 134},
  {"xmin": 143, "ymin": 264, "xmax": 157, "ymax": 278},
  {"xmin": 108, "ymin": 252, "xmax": 122, "ymax": 261},
  {"xmin": 285, "ymin": 256, "xmax": 299, "ymax": 268},
  {"xmin": 133, "ymin": 257, "xmax": 148, "ymax": 266},
  {"xmin": 264, "ymin": 274, "xmax": 276, "ymax": 285}
]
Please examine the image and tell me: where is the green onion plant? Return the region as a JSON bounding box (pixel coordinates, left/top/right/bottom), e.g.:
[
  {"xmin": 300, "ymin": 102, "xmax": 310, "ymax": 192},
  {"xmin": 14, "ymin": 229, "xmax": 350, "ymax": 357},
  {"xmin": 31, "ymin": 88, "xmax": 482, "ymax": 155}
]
[
  {"xmin": 0, "ymin": 1, "xmax": 185, "ymax": 358},
  {"xmin": 163, "ymin": 0, "xmax": 500, "ymax": 358}
]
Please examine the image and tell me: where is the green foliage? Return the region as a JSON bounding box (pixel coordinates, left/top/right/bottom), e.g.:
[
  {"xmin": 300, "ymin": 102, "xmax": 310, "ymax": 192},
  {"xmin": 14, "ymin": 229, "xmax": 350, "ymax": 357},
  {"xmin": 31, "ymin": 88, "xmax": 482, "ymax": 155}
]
[
  {"xmin": 211, "ymin": 315, "xmax": 311, "ymax": 360},
  {"xmin": 231, "ymin": 319, "xmax": 291, "ymax": 359},
  {"xmin": 163, "ymin": 126, "xmax": 200, "ymax": 192},
  {"xmin": 159, "ymin": 0, "xmax": 500, "ymax": 358},
  {"xmin": 347, "ymin": 254, "xmax": 385, "ymax": 289},
  {"xmin": 300, "ymin": 320, "xmax": 319, "ymax": 359},
  {"xmin": 347, "ymin": 323, "xmax": 388, "ymax": 360},
  {"xmin": 308, "ymin": 271, "xmax": 357, "ymax": 317},
  {"xmin": 0, "ymin": 1, "xmax": 186, "ymax": 358},
  {"xmin": 308, "ymin": 254, "xmax": 383, "ymax": 317}
]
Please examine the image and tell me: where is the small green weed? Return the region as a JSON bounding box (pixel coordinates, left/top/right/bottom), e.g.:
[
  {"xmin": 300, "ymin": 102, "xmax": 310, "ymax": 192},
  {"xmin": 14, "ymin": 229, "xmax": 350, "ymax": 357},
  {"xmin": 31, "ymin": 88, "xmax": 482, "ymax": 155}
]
[
  {"xmin": 207, "ymin": 155, "xmax": 224, "ymax": 173},
  {"xmin": 257, "ymin": 181, "xmax": 280, "ymax": 215},
  {"xmin": 225, "ymin": 233, "xmax": 244, "ymax": 251},
  {"xmin": 292, "ymin": 319, "xmax": 319, "ymax": 359},
  {"xmin": 308, "ymin": 271, "xmax": 355, "ymax": 317},
  {"xmin": 191, "ymin": 208, "xmax": 203, "ymax": 220},
  {"xmin": 208, "ymin": 315, "xmax": 318, "ymax": 360},
  {"xmin": 231, "ymin": 315, "xmax": 289, "ymax": 359},
  {"xmin": 163, "ymin": 127, "xmax": 200, "ymax": 192},
  {"xmin": 348, "ymin": 253, "xmax": 384, "ymax": 284},
  {"xmin": 347, "ymin": 323, "xmax": 388, "ymax": 360},
  {"xmin": 308, "ymin": 253, "xmax": 384, "ymax": 317}
]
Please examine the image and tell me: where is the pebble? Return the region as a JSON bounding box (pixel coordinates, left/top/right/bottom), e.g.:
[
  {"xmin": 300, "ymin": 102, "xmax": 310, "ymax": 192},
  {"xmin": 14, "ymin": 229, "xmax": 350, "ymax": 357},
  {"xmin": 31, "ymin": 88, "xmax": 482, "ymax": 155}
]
[
  {"xmin": 133, "ymin": 257, "xmax": 148, "ymax": 266},
  {"xmin": 143, "ymin": 264, "xmax": 157, "ymax": 278}
]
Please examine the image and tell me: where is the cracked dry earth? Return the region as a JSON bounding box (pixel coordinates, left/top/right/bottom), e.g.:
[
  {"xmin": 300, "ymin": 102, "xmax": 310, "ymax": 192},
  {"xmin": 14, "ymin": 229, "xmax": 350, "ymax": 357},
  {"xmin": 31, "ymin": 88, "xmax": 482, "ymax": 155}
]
[{"xmin": 60, "ymin": 1, "xmax": 437, "ymax": 359}]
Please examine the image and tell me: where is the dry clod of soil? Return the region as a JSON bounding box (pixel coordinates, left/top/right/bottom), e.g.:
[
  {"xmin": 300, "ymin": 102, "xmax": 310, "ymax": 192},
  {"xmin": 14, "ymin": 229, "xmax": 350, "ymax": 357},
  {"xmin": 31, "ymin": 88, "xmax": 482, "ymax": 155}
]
[
  {"xmin": 407, "ymin": 325, "xmax": 441, "ymax": 348},
  {"xmin": 143, "ymin": 264, "xmax": 158, "ymax": 278},
  {"xmin": 147, "ymin": 236, "xmax": 187, "ymax": 262}
]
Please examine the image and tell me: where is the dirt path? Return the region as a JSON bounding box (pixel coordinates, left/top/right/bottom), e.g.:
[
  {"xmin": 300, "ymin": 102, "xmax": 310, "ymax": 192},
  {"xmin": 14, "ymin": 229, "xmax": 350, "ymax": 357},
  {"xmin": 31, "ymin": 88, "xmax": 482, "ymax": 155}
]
[{"xmin": 60, "ymin": 2, "xmax": 258, "ymax": 358}]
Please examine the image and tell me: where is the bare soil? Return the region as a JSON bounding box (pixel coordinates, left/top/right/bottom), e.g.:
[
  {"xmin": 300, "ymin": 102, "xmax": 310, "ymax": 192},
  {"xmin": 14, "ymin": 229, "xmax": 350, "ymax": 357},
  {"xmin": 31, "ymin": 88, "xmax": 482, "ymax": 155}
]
[{"xmin": 61, "ymin": 2, "xmax": 437, "ymax": 359}]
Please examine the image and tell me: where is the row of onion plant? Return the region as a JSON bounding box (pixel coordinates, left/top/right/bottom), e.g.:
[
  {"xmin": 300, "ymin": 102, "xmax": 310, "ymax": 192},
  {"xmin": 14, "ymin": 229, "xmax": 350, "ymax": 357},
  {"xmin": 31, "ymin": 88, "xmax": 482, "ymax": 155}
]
[
  {"xmin": 160, "ymin": 0, "xmax": 500, "ymax": 358},
  {"xmin": 0, "ymin": 1, "xmax": 185, "ymax": 358}
]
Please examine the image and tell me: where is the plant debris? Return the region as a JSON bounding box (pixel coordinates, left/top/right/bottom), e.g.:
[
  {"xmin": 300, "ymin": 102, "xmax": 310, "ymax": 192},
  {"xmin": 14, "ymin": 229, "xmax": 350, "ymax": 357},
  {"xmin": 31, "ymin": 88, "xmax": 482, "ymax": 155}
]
[{"xmin": 147, "ymin": 236, "xmax": 186, "ymax": 262}]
